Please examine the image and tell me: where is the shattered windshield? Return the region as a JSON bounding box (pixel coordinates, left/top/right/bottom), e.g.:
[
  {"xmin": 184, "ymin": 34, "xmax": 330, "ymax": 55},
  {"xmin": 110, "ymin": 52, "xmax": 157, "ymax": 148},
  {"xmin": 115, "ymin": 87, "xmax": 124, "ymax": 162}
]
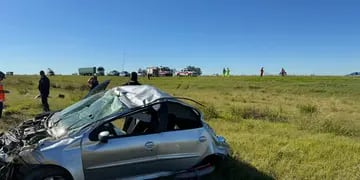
[{"xmin": 49, "ymin": 89, "xmax": 128, "ymax": 137}]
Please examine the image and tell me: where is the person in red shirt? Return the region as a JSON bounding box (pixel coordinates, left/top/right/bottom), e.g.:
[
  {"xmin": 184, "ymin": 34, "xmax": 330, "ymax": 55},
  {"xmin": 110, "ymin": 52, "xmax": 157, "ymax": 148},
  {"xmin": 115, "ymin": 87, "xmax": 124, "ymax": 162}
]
[{"xmin": 0, "ymin": 71, "xmax": 10, "ymax": 119}]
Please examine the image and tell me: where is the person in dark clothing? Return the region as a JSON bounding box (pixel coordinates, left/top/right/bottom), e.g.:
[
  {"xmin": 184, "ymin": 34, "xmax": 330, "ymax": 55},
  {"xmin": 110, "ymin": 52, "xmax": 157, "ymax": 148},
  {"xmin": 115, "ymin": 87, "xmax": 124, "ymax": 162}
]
[
  {"xmin": 38, "ymin": 70, "xmax": 50, "ymax": 112},
  {"xmin": 122, "ymin": 72, "xmax": 142, "ymax": 130},
  {"xmin": 87, "ymin": 75, "xmax": 99, "ymax": 90},
  {"xmin": 280, "ymin": 68, "xmax": 287, "ymax": 76},
  {"xmin": 122, "ymin": 72, "xmax": 141, "ymax": 85}
]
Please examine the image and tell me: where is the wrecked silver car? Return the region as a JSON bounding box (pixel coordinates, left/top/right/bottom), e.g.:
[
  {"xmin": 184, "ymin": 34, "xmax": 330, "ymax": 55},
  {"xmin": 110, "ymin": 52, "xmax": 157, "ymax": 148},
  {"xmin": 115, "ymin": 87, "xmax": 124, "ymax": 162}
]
[{"xmin": 0, "ymin": 85, "xmax": 229, "ymax": 180}]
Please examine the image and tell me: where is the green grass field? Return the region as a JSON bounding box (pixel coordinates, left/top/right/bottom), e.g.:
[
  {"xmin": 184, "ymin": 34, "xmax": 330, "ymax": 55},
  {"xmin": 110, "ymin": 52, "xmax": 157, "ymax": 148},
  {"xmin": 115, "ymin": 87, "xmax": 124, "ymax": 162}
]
[{"xmin": 1, "ymin": 75, "xmax": 360, "ymax": 179}]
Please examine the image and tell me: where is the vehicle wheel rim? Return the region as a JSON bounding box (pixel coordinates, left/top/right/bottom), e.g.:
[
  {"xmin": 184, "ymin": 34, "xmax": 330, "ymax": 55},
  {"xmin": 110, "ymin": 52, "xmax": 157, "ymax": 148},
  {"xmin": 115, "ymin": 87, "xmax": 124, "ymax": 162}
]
[{"xmin": 44, "ymin": 176, "xmax": 66, "ymax": 180}]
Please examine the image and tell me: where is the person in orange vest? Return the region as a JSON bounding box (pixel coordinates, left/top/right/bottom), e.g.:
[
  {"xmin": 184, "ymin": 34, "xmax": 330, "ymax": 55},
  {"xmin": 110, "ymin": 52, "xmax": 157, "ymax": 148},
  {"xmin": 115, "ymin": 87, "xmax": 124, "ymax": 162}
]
[{"xmin": 0, "ymin": 71, "xmax": 10, "ymax": 119}]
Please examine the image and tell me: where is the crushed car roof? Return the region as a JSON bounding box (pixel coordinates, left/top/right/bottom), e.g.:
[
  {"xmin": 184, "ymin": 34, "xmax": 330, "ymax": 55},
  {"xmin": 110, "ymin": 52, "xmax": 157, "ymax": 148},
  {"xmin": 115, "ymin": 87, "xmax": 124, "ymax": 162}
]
[{"xmin": 110, "ymin": 85, "xmax": 173, "ymax": 108}]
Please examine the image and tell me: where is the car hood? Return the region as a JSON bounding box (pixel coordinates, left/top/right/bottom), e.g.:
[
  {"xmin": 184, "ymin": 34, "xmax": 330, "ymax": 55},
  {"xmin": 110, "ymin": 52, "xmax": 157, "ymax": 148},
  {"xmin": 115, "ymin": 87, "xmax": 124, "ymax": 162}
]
[{"xmin": 0, "ymin": 113, "xmax": 56, "ymax": 163}]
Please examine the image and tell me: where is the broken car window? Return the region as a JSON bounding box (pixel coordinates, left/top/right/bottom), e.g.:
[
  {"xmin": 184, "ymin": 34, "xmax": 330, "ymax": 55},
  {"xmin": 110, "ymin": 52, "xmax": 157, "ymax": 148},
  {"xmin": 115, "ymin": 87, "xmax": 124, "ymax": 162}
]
[{"xmin": 49, "ymin": 90, "xmax": 128, "ymax": 137}]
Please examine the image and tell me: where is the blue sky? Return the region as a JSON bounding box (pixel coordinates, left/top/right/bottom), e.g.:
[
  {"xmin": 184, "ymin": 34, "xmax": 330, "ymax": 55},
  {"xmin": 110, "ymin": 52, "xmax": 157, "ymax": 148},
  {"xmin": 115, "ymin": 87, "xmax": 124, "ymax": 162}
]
[{"xmin": 1, "ymin": 0, "xmax": 359, "ymax": 75}]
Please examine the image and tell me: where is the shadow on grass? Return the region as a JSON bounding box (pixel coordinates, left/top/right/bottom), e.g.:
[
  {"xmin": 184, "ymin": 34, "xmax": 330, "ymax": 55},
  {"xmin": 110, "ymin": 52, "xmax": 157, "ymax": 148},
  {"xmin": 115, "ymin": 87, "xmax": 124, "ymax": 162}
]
[
  {"xmin": 205, "ymin": 156, "xmax": 275, "ymax": 180},
  {"xmin": 157, "ymin": 156, "xmax": 274, "ymax": 180},
  {"xmin": 0, "ymin": 114, "xmax": 28, "ymax": 131}
]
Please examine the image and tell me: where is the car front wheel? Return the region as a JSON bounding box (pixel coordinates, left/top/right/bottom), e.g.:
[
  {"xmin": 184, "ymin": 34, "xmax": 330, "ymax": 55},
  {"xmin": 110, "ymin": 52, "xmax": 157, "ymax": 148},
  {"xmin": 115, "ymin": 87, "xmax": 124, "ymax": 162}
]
[{"xmin": 24, "ymin": 166, "xmax": 73, "ymax": 180}]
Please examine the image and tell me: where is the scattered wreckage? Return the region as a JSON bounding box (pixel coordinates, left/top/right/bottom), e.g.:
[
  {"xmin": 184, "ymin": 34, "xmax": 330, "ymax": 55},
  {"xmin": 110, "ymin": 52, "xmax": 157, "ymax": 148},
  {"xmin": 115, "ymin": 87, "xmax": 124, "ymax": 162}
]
[{"xmin": 0, "ymin": 84, "xmax": 229, "ymax": 180}]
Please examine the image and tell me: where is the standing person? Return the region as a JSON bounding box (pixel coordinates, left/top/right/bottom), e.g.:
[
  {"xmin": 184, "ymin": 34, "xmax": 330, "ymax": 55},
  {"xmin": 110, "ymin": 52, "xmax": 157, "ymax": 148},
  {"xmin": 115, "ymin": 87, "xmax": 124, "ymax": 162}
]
[
  {"xmin": 0, "ymin": 71, "xmax": 10, "ymax": 119},
  {"xmin": 122, "ymin": 72, "xmax": 142, "ymax": 131},
  {"xmin": 226, "ymin": 67, "xmax": 230, "ymax": 77},
  {"xmin": 87, "ymin": 75, "xmax": 99, "ymax": 90},
  {"xmin": 280, "ymin": 68, "xmax": 287, "ymax": 76},
  {"xmin": 147, "ymin": 68, "xmax": 151, "ymax": 80},
  {"xmin": 123, "ymin": 72, "xmax": 141, "ymax": 85},
  {"xmin": 260, "ymin": 67, "xmax": 264, "ymax": 77},
  {"xmin": 38, "ymin": 70, "xmax": 50, "ymax": 112},
  {"xmin": 222, "ymin": 68, "xmax": 226, "ymax": 77}
]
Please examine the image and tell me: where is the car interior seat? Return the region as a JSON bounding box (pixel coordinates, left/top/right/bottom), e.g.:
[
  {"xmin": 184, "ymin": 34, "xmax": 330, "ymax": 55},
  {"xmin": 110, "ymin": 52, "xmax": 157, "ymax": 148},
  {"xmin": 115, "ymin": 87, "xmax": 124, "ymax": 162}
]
[
  {"xmin": 144, "ymin": 109, "xmax": 159, "ymax": 133},
  {"xmin": 167, "ymin": 113, "xmax": 177, "ymax": 131}
]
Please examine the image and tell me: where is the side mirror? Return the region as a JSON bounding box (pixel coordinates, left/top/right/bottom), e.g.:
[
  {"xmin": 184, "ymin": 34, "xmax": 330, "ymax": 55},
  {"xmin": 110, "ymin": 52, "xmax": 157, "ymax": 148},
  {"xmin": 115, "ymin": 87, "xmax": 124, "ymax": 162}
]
[
  {"xmin": 217, "ymin": 136, "xmax": 226, "ymax": 144},
  {"xmin": 98, "ymin": 131, "xmax": 110, "ymax": 143}
]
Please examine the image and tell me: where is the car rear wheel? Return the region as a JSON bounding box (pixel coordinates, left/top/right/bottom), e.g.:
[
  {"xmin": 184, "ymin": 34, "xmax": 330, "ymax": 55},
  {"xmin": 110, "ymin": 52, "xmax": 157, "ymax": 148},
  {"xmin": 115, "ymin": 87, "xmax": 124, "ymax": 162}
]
[{"xmin": 24, "ymin": 166, "xmax": 73, "ymax": 180}]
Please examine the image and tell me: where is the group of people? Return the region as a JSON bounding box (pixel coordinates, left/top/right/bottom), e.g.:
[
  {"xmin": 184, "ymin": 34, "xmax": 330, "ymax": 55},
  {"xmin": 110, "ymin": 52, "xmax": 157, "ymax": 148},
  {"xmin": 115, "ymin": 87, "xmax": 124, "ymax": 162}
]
[
  {"xmin": 0, "ymin": 70, "xmax": 50, "ymax": 119},
  {"xmin": 0, "ymin": 70, "xmax": 141, "ymax": 119},
  {"xmin": 220, "ymin": 67, "xmax": 287, "ymax": 77},
  {"xmin": 222, "ymin": 67, "xmax": 230, "ymax": 77},
  {"xmin": 87, "ymin": 71, "xmax": 141, "ymax": 90},
  {"xmin": 259, "ymin": 67, "xmax": 287, "ymax": 77}
]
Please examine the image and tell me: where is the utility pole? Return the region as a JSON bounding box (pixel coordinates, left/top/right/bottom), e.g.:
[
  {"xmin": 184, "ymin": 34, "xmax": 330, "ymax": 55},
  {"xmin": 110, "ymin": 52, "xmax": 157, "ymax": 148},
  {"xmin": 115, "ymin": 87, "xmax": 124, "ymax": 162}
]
[{"xmin": 121, "ymin": 51, "xmax": 126, "ymax": 71}]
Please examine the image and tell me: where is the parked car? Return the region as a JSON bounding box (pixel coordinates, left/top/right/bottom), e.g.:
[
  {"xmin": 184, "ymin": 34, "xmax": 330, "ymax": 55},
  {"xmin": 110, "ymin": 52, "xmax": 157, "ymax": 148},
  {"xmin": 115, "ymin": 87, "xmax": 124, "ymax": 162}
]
[
  {"xmin": 119, "ymin": 71, "xmax": 130, "ymax": 77},
  {"xmin": 0, "ymin": 84, "xmax": 230, "ymax": 180},
  {"xmin": 176, "ymin": 69, "xmax": 198, "ymax": 77},
  {"xmin": 137, "ymin": 71, "xmax": 145, "ymax": 77},
  {"xmin": 158, "ymin": 66, "xmax": 173, "ymax": 76},
  {"xmin": 346, "ymin": 72, "xmax": 360, "ymax": 76},
  {"xmin": 107, "ymin": 70, "xmax": 120, "ymax": 76}
]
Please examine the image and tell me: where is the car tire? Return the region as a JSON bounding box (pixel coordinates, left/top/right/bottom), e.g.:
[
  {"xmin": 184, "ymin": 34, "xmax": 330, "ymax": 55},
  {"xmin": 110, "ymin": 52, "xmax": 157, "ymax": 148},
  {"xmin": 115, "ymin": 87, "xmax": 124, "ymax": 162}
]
[{"xmin": 24, "ymin": 166, "xmax": 73, "ymax": 180}]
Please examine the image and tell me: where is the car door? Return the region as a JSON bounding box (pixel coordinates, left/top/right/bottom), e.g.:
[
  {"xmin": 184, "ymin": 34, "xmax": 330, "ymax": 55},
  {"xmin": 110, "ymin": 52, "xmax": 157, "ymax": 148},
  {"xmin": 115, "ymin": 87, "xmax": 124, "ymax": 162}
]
[
  {"xmin": 81, "ymin": 111, "xmax": 161, "ymax": 179},
  {"xmin": 156, "ymin": 102, "xmax": 208, "ymax": 172},
  {"xmin": 157, "ymin": 128, "xmax": 207, "ymax": 172}
]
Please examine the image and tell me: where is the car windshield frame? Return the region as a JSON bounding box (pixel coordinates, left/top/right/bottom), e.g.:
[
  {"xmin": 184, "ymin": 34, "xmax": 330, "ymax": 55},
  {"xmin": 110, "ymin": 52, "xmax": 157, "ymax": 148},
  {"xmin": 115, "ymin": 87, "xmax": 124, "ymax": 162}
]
[{"xmin": 49, "ymin": 89, "xmax": 128, "ymax": 137}]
